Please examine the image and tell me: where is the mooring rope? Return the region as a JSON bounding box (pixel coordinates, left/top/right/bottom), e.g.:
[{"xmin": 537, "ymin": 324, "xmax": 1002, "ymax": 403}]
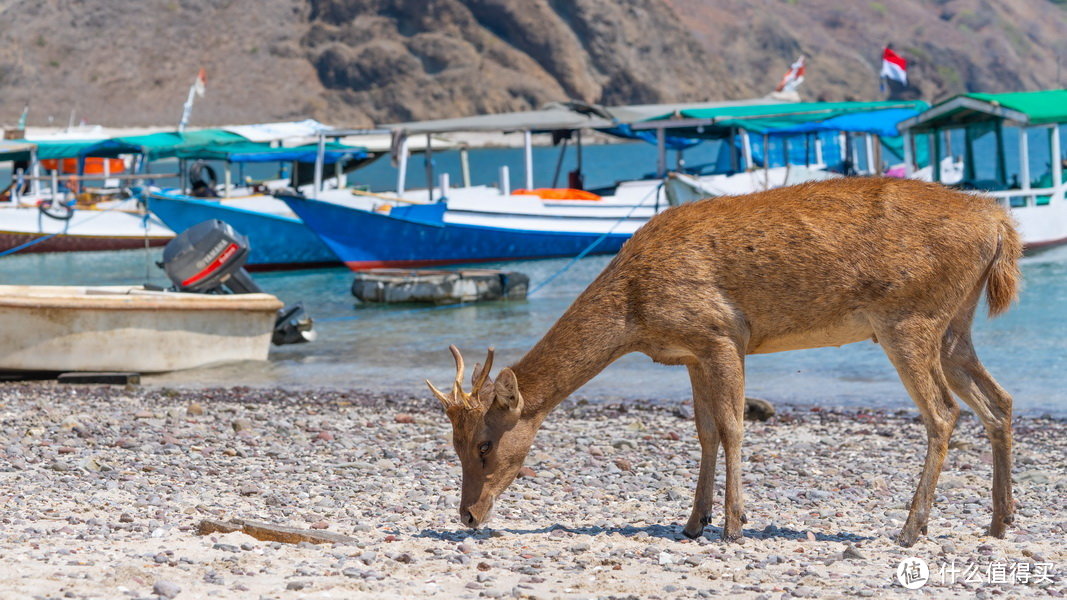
[{"xmin": 318, "ymin": 181, "xmax": 665, "ymax": 323}]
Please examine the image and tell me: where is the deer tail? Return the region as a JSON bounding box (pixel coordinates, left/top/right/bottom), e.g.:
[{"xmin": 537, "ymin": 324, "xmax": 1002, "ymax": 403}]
[{"xmin": 985, "ymin": 214, "xmax": 1023, "ymax": 318}]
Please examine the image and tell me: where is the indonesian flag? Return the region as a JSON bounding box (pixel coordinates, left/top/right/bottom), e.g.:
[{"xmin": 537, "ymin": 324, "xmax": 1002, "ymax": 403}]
[
  {"xmin": 193, "ymin": 67, "xmax": 207, "ymax": 97},
  {"xmin": 775, "ymin": 56, "xmax": 806, "ymax": 93},
  {"xmin": 880, "ymin": 47, "xmax": 907, "ymax": 85}
]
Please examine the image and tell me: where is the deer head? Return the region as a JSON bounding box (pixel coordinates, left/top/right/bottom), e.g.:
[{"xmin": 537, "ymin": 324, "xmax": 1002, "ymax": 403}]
[{"xmin": 427, "ymin": 345, "xmax": 537, "ymax": 528}]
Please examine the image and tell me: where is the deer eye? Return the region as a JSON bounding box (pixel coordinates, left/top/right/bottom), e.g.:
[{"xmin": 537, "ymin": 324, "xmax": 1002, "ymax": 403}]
[{"xmin": 478, "ymin": 441, "xmax": 492, "ymax": 455}]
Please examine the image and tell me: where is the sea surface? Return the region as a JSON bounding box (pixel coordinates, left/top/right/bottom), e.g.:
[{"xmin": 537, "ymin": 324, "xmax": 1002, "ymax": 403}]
[{"xmin": 1, "ymin": 142, "xmax": 1065, "ymax": 415}]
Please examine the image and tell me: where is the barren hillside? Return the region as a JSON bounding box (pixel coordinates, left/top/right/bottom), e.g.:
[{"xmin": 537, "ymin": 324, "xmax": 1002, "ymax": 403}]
[{"xmin": 0, "ymin": 0, "xmax": 1063, "ymax": 127}]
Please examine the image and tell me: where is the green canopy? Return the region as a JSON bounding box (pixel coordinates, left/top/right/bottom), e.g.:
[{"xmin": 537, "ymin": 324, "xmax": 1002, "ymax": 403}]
[
  {"xmin": 0, "ymin": 140, "xmax": 36, "ymax": 162},
  {"xmin": 900, "ymin": 90, "xmax": 1067, "ymax": 133},
  {"xmin": 95, "ymin": 129, "xmax": 248, "ymax": 159},
  {"xmin": 640, "ymin": 101, "xmax": 925, "ymax": 136}
]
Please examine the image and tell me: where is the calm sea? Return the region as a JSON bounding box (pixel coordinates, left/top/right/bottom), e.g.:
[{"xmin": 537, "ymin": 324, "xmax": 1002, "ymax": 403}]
[{"xmin": 1, "ymin": 142, "xmax": 1064, "ymax": 415}]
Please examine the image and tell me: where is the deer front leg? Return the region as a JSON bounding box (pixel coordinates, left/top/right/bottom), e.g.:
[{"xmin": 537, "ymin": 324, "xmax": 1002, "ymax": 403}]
[
  {"xmin": 700, "ymin": 347, "xmax": 746, "ymax": 542},
  {"xmin": 683, "ymin": 364, "xmax": 720, "ymax": 538}
]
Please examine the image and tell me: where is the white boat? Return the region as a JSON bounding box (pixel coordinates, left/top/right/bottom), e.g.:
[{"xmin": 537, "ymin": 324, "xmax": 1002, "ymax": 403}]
[
  {"xmin": 0, "ymin": 197, "xmax": 174, "ymax": 253},
  {"xmin": 0, "ymin": 285, "xmax": 282, "ymax": 372},
  {"xmin": 898, "ymin": 90, "xmax": 1067, "ymax": 250}
]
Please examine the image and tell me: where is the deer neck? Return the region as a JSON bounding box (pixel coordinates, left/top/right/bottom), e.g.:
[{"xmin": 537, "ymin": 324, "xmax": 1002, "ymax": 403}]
[{"xmin": 510, "ymin": 289, "xmax": 628, "ymax": 418}]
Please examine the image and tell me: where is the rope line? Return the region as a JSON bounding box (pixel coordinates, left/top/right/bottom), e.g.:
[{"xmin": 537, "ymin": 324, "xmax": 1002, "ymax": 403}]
[{"xmin": 318, "ymin": 182, "xmax": 664, "ymax": 323}]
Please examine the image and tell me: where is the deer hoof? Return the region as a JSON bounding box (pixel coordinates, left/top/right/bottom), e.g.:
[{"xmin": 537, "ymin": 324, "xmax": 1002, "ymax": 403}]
[
  {"xmin": 895, "ymin": 528, "xmax": 919, "ymax": 548},
  {"xmin": 721, "ymin": 530, "xmax": 743, "ymax": 543},
  {"xmin": 682, "ymin": 526, "xmax": 704, "ymax": 539}
]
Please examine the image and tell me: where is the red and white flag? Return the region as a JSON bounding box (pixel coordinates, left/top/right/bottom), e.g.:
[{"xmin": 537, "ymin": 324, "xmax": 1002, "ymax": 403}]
[
  {"xmin": 775, "ymin": 56, "xmax": 806, "ymax": 93},
  {"xmin": 880, "ymin": 46, "xmax": 907, "ymax": 85},
  {"xmin": 193, "ymin": 67, "xmax": 207, "ymax": 98}
]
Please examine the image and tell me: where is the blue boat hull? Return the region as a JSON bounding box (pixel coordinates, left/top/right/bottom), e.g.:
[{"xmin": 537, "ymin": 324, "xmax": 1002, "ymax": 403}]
[
  {"xmin": 146, "ymin": 192, "xmax": 340, "ymax": 269},
  {"xmin": 279, "ymin": 194, "xmax": 631, "ymax": 270}
]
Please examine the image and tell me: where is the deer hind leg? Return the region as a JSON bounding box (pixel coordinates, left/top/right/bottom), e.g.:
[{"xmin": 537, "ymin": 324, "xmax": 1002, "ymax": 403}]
[
  {"xmin": 875, "ymin": 318, "xmax": 960, "ymax": 547},
  {"xmin": 683, "ymin": 363, "xmax": 721, "ymax": 539},
  {"xmin": 694, "ymin": 342, "xmax": 747, "ymax": 541},
  {"xmin": 941, "ymin": 321, "xmax": 1015, "ymax": 538}
]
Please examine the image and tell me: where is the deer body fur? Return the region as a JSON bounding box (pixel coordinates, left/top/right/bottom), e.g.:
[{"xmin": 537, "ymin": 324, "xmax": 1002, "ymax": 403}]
[{"xmin": 430, "ymin": 177, "xmax": 1022, "ymax": 547}]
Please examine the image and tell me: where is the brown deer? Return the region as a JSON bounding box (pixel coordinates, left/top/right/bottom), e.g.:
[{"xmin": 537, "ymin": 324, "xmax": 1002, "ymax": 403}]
[{"xmin": 427, "ymin": 177, "xmax": 1021, "ymax": 547}]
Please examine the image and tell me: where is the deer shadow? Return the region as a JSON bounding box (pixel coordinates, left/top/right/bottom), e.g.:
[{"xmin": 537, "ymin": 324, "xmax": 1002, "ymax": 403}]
[{"xmin": 412, "ymin": 523, "xmax": 874, "ymax": 544}]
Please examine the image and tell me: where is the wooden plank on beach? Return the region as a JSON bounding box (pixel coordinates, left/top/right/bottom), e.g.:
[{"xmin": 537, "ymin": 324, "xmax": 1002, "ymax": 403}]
[
  {"xmin": 58, "ymin": 372, "xmax": 141, "ymax": 385},
  {"xmin": 197, "ymin": 518, "xmax": 357, "ymax": 545}
]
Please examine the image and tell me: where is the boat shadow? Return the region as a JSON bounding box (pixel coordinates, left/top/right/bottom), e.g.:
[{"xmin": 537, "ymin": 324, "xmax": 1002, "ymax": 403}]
[{"xmin": 413, "ymin": 523, "xmax": 873, "ymax": 543}]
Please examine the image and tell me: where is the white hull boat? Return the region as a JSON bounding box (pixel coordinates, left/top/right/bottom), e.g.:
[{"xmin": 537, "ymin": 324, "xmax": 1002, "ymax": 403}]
[
  {"xmin": 0, "ymin": 285, "xmax": 282, "ymax": 372},
  {"xmin": 0, "ymin": 197, "xmax": 174, "ymax": 253}
]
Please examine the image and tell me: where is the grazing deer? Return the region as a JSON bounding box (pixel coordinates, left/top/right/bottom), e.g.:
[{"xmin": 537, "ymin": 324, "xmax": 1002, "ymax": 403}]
[{"xmin": 428, "ymin": 177, "xmax": 1021, "ymax": 547}]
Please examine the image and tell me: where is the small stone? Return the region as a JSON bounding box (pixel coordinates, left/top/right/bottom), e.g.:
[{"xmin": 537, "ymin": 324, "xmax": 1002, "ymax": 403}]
[
  {"xmin": 842, "ymin": 545, "xmax": 866, "ymax": 560},
  {"xmin": 477, "ymin": 561, "xmax": 491, "ymax": 571},
  {"xmin": 517, "ymin": 466, "xmax": 536, "ymax": 478},
  {"xmin": 286, "ymin": 581, "xmax": 306, "ymax": 591},
  {"xmin": 187, "ymin": 402, "xmax": 205, "ymax": 416},
  {"xmin": 134, "ymin": 410, "xmax": 155, "ymax": 419},
  {"xmin": 614, "ymin": 458, "xmax": 633, "ymax": 472},
  {"xmin": 153, "ymin": 580, "xmax": 181, "ymax": 598},
  {"xmin": 310, "ymin": 521, "xmax": 329, "ymax": 529},
  {"xmin": 231, "ymin": 419, "xmax": 253, "ymax": 433},
  {"xmin": 315, "ymin": 431, "xmax": 334, "ymax": 442},
  {"xmin": 394, "ymin": 414, "xmax": 416, "ymax": 424},
  {"xmin": 119, "ymin": 513, "xmax": 134, "ymax": 523},
  {"xmin": 239, "ymin": 484, "xmax": 261, "ymax": 496}
]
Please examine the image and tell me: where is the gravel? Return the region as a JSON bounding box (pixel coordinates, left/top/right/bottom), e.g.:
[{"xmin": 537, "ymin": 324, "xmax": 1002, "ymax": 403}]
[{"xmin": 0, "ymin": 382, "xmax": 1063, "ymax": 599}]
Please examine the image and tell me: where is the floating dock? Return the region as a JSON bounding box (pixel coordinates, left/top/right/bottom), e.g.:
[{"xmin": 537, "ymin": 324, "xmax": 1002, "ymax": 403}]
[{"xmin": 351, "ymin": 268, "xmax": 529, "ymax": 305}]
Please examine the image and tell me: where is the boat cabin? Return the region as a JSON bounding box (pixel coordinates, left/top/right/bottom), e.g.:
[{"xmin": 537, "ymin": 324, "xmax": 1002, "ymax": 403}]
[{"xmin": 899, "ymin": 90, "xmax": 1067, "ymax": 249}]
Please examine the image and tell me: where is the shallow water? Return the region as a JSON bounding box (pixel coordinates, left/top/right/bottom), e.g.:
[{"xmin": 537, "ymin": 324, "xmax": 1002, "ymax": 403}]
[
  {"xmin": 3, "ymin": 142, "xmax": 1065, "ymax": 414},
  {"xmin": 1, "ymin": 240, "xmax": 1065, "ymax": 416}
]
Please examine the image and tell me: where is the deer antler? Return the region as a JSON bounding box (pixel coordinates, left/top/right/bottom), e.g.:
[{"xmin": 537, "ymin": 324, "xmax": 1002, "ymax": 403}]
[
  {"xmin": 471, "ymin": 347, "xmax": 495, "ymax": 397},
  {"xmin": 426, "ymin": 345, "xmax": 478, "ymax": 411}
]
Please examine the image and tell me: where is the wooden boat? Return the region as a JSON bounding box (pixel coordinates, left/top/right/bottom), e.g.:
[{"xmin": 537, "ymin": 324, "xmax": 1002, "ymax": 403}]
[
  {"xmin": 0, "ymin": 285, "xmax": 282, "ymax": 373},
  {"xmin": 898, "ymin": 90, "xmax": 1067, "ymax": 250}
]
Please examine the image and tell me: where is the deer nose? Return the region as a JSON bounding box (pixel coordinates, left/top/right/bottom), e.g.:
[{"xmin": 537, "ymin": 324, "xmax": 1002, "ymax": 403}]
[{"xmin": 461, "ymin": 509, "xmax": 479, "ymax": 529}]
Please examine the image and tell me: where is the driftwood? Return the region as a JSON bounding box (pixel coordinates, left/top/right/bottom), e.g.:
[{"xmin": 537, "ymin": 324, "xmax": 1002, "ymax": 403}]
[{"xmin": 197, "ymin": 518, "xmax": 356, "ymax": 545}]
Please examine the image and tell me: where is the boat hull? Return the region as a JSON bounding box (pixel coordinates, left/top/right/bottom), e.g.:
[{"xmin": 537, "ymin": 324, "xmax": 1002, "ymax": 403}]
[
  {"xmin": 0, "ymin": 200, "xmax": 174, "ymax": 255},
  {"xmin": 0, "ymin": 286, "xmax": 281, "ymax": 373},
  {"xmin": 280, "ymin": 195, "xmax": 631, "ymax": 270},
  {"xmin": 0, "ymin": 230, "xmax": 171, "ymax": 253},
  {"xmin": 145, "ymin": 192, "xmax": 341, "ymax": 269}
]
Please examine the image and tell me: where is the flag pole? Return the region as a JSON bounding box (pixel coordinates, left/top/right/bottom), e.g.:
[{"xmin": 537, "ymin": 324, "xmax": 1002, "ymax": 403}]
[{"xmin": 178, "ymin": 69, "xmax": 206, "ymax": 133}]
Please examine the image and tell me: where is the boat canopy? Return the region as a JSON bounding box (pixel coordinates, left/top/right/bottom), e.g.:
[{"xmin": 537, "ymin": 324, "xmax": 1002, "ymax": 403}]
[
  {"xmin": 221, "ymin": 119, "xmax": 331, "ymax": 143},
  {"xmin": 630, "ymin": 100, "xmax": 929, "ymax": 138},
  {"xmin": 899, "ymin": 90, "xmax": 1067, "ymax": 133},
  {"xmin": 0, "ymin": 140, "xmax": 38, "ymax": 162},
  {"xmin": 381, "ymin": 104, "xmax": 616, "ymax": 135},
  {"xmin": 172, "ymin": 141, "xmax": 368, "ymax": 164},
  {"xmin": 86, "ymin": 129, "xmax": 249, "ymax": 160}
]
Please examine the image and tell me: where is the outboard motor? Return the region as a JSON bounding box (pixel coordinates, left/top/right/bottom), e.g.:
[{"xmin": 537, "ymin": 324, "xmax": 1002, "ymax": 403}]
[{"xmin": 159, "ymin": 220, "xmax": 315, "ymax": 345}]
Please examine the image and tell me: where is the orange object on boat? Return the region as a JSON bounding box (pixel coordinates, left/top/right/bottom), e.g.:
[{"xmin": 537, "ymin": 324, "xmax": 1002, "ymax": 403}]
[
  {"xmin": 513, "ymin": 188, "xmax": 601, "ymax": 201},
  {"xmin": 40, "ymin": 157, "xmax": 126, "ymax": 175}
]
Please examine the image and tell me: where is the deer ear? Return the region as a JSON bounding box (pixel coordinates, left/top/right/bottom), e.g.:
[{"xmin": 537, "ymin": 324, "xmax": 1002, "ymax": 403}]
[{"xmin": 493, "ymin": 368, "xmax": 523, "ymax": 414}]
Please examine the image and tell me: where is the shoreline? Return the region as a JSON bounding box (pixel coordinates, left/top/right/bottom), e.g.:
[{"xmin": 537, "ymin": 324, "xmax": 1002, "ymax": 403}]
[{"xmin": 0, "ymin": 382, "xmax": 1063, "ymax": 598}]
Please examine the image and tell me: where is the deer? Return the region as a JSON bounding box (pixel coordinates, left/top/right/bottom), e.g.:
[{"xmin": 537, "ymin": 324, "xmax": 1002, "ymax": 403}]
[{"xmin": 427, "ymin": 177, "xmax": 1022, "ymax": 547}]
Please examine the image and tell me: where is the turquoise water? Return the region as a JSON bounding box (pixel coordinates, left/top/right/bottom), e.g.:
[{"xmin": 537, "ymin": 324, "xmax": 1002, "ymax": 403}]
[
  {"xmin": 1, "ymin": 243, "xmax": 1065, "ymax": 416},
  {"xmin": 1, "ymin": 142, "xmax": 1065, "ymax": 415}
]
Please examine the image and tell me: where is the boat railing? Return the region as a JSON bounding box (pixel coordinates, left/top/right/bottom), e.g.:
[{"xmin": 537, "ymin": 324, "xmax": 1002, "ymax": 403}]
[{"xmin": 986, "ymin": 184, "xmax": 1064, "ymax": 208}]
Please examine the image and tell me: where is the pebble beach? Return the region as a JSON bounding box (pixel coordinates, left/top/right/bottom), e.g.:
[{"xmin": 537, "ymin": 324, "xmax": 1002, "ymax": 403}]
[{"xmin": 0, "ymin": 383, "xmax": 1063, "ymax": 599}]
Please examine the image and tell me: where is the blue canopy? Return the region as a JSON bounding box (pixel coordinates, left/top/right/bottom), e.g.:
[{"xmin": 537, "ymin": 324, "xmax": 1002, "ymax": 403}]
[{"xmin": 172, "ymin": 141, "xmax": 369, "ymax": 164}]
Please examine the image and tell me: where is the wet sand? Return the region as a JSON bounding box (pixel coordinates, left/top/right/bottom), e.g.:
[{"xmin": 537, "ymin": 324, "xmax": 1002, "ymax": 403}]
[{"xmin": 0, "ymin": 383, "xmax": 1063, "ymax": 599}]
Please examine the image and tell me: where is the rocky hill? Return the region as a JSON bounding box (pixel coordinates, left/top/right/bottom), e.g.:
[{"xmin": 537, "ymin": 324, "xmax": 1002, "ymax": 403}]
[{"xmin": 0, "ymin": 0, "xmax": 1064, "ymax": 128}]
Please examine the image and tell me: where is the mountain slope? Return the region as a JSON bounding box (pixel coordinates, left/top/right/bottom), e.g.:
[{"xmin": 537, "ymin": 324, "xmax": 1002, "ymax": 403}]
[{"xmin": 0, "ymin": 0, "xmax": 1063, "ymax": 127}]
